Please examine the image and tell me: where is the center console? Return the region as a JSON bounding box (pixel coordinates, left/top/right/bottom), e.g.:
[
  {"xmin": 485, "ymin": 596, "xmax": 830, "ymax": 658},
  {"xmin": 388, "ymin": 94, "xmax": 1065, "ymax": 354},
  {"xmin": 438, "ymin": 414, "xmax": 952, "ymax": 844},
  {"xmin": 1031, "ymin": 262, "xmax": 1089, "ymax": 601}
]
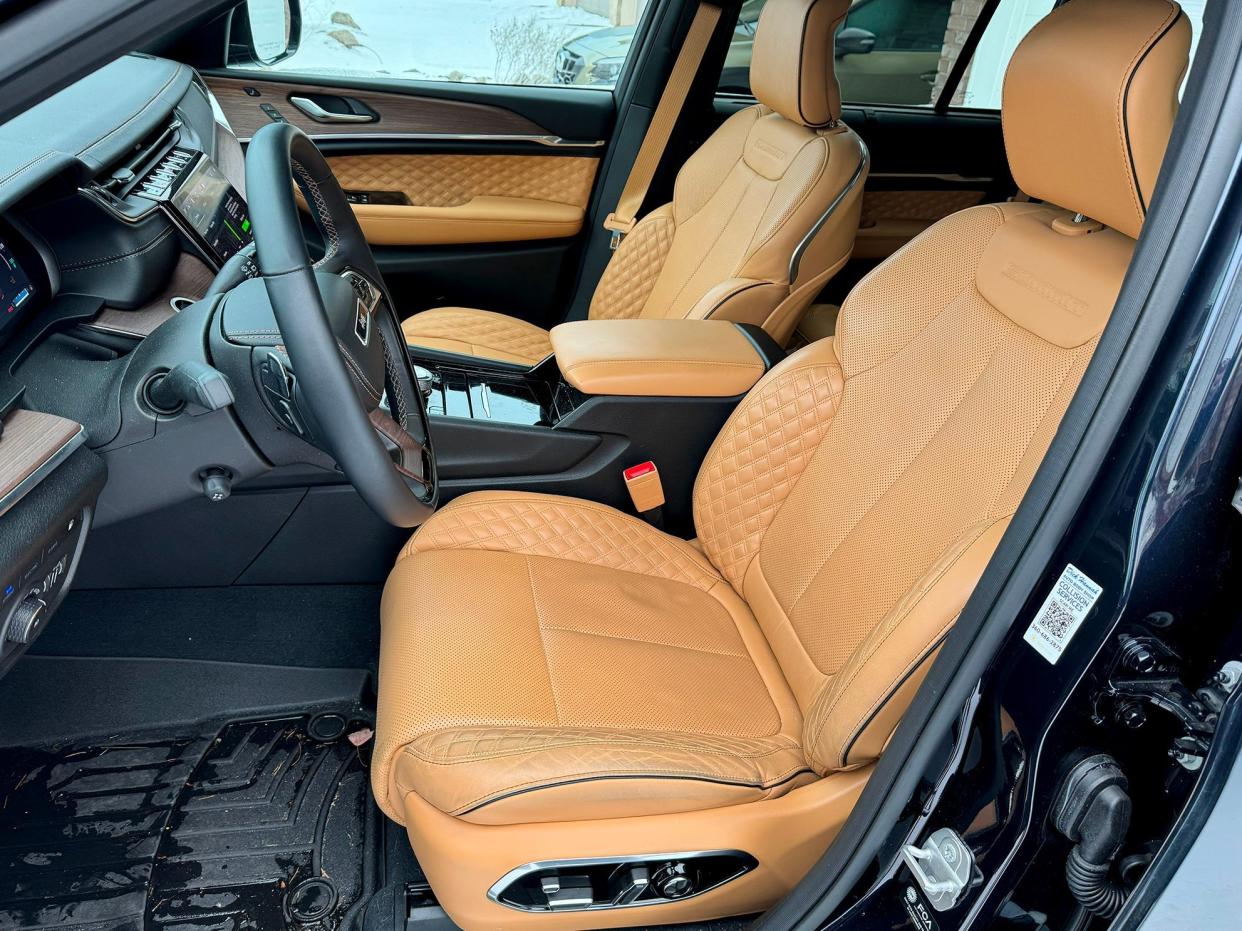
[{"xmin": 409, "ymin": 320, "xmax": 783, "ymax": 534}]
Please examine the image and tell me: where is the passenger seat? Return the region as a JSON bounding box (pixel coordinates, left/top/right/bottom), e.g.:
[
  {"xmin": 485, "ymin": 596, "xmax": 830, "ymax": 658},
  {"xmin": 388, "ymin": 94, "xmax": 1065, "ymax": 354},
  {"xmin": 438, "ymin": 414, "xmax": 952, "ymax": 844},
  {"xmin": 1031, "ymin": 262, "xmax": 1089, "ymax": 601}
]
[{"xmin": 401, "ymin": 0, "xmax": 868, "ymax": 366}]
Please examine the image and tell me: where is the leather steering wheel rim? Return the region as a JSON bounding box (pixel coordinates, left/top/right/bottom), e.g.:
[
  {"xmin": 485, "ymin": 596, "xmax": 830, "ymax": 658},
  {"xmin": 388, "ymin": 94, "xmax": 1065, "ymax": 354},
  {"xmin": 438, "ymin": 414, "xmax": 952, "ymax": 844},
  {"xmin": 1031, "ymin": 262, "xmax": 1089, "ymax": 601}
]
[{"xmin": 244, "ymin": 122, "xmax": 436, "ymax": 528}]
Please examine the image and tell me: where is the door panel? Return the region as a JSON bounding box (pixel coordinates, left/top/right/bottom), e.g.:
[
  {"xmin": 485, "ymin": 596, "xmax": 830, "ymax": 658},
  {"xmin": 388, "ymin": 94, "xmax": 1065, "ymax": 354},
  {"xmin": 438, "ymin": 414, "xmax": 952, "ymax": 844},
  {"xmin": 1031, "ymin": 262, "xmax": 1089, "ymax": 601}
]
[
  {"xmin": 205, "ymin": 74, "xmax": 614, "ymax": 326},
  {"xmin": 320, "ymin": 153, "xmax": 599, "ymax": 246}
]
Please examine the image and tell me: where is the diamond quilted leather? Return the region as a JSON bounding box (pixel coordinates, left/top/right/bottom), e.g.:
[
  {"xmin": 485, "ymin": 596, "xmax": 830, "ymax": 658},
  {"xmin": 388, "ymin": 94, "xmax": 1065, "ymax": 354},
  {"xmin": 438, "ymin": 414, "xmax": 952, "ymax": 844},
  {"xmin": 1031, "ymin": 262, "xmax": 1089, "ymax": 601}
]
[
  {"xmin": 589, "ymin": 208, "xmax": 677, "ymax": 320},
  {"xmin": 694, "ymin": 347, "xmax": 845, "ymax": 591},
  {"xmin": 400, "ymin": 307, "xmax": 552, "ymax": 364},
  {"xmin": 405, "ymin": 491, "xmax": 719, "ymax": 591},
  {"xmin": 326, "ymin": 154, "xmax": 598, "ymax": 208}
]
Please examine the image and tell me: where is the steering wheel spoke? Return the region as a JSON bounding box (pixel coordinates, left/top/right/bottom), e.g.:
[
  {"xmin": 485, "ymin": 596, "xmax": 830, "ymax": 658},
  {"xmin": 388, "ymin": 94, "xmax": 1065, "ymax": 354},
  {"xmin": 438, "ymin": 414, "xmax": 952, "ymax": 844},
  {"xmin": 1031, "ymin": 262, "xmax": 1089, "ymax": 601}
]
[{"xmin": 243, "ymin": 123, "xmax": 437, "ymax": 528}]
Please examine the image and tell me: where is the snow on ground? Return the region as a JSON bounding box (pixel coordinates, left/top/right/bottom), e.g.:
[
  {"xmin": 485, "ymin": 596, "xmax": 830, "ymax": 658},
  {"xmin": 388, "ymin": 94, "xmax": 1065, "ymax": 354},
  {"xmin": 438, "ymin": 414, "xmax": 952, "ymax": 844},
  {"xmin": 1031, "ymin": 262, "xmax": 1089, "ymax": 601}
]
[{"xmin": 269, "ymin": 0, "xmax": 611, "ymax": 84}]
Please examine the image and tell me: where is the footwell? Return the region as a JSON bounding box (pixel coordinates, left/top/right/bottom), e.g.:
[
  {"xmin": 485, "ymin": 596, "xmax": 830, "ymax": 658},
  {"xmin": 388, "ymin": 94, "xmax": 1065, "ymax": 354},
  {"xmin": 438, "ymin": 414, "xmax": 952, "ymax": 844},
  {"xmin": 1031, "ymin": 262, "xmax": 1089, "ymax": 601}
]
[{"xmin": 0, "ymin": 712, "xmax": 377, "ymax": 930}]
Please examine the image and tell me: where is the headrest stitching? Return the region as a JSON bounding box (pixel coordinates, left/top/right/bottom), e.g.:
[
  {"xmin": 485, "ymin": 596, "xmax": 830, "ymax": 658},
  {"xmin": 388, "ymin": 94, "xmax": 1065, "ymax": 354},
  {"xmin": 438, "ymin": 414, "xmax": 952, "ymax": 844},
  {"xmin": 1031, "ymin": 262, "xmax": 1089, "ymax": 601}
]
[
  {"xmin": 1113, "ymin": 2, "xmax": 1180, "ymax": 227},
  {"xmin": 795, "ymin": 0, "xmax": 818, "ymax": 125}
]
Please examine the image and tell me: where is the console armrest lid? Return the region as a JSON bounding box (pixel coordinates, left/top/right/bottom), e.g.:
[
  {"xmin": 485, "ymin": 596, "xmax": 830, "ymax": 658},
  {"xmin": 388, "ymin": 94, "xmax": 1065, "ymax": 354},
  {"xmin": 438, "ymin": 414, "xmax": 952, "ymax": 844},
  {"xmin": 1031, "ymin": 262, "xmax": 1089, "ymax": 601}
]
[{"xmin": 550, "ymin": 319, "xmax": 767, "ymax": 398}]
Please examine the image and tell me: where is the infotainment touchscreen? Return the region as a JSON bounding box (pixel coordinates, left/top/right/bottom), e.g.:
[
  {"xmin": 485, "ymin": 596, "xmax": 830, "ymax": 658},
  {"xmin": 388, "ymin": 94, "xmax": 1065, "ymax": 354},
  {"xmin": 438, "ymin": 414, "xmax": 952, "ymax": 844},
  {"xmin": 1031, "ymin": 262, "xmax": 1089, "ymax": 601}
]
[
  {"xmin": 0, "ymin": 237, "xmax": 35, "ymax": 333},
  {"xmin": 169, "ymin": 157, "xmax": 253, "ymax": 263}
]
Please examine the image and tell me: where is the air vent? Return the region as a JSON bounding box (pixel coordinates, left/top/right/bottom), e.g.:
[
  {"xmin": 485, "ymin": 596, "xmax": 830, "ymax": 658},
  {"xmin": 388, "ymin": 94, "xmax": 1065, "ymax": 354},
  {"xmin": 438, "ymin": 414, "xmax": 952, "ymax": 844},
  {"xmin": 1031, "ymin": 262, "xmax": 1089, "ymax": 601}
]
[
  {"xmin": 133, "ymin": 148, "xmax": 195, "ymax": 202},
  {"xmin": 83, "ymin": 119, "xmax": 184, "ymax": 219}
]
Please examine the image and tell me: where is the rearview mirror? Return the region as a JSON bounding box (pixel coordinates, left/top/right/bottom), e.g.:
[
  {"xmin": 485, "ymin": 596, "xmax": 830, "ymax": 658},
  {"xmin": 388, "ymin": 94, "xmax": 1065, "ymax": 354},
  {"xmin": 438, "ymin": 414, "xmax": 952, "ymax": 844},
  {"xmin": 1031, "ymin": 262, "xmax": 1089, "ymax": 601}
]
[
  {"xmin": 836, "ymin": 26, "xmax": 877, "ymax": 57},
  {"xmin": 228, "ymin": 0, "xmax": 302, "ymax": 67}
]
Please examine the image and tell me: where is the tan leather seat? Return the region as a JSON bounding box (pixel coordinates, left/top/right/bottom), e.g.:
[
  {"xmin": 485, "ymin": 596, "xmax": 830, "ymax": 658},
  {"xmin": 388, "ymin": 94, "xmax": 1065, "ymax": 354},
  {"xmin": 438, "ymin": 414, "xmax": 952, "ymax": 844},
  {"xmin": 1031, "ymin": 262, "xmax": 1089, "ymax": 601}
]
[
  {"xmin": 375, "ymin": 2, "xmax": 1190, "ymax": 927},
  {"xmin": 401, "ymin": 0, "xmax": 868, "ymax": 365}
]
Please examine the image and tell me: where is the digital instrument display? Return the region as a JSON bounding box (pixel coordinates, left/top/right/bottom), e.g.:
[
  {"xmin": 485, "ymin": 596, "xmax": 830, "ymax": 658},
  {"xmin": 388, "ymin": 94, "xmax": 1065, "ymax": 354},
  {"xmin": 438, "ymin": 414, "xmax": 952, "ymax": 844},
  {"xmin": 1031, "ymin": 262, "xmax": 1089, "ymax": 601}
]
[
  {"xmin": 169, "ymin": 156, "xmax": 253, "ymax": 263},
  {"xmin": 0, "ymin": 236, "xmax": 35, "ymax": 333}
]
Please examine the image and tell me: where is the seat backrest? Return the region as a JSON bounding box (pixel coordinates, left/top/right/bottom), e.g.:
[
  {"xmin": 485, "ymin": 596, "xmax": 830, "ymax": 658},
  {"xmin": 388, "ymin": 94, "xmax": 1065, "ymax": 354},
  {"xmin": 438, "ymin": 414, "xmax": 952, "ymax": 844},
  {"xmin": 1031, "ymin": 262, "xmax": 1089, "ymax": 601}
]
[
  {"xmin": 588, "ymin": 0, "xmax": 867, "ymax": 346},
  {"xmin": 692, "ymin": 0, "xmax": 1190, "ymax": 774}
]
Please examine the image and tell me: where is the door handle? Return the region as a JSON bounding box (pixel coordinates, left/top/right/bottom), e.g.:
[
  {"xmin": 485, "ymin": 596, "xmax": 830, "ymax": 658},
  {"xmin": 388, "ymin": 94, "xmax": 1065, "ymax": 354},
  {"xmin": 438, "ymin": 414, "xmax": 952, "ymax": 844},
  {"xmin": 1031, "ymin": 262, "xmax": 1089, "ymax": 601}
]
[{"xmin": 289, "ymin": 96, "xmax": 375, "ymax": 123}]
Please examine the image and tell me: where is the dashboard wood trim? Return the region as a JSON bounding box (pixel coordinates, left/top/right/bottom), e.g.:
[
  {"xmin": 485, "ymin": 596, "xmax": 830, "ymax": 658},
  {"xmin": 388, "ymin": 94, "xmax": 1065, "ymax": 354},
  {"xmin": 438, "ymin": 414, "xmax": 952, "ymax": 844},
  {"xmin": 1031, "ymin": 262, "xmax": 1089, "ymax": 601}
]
[
  {"xmin": 88, "ymin": 253, "xmax": 216, "ymax": 339},
  {"xmin": 204, "ymin": 76, "xmax": 549, "ymax": 141},
  {"xmin": 0, "ymin": 410, "xmax": 85, "ymax": 518}
]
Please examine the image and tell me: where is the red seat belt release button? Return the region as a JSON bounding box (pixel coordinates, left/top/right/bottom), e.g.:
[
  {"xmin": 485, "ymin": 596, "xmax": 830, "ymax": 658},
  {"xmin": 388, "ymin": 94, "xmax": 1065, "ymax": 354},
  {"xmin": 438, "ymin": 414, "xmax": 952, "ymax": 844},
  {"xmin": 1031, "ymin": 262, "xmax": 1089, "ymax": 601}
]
[{"xmin": 623, "ymin": 461, "xmax": 665, "ymax": 513}]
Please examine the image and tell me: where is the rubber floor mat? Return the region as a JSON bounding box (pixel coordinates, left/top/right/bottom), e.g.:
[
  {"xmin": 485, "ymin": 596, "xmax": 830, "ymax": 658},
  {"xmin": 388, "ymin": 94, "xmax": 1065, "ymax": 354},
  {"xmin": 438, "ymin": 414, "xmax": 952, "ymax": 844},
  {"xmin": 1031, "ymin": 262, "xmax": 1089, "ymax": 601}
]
[{"xmin": 0, "ymin": 712, "xmax": 378, "ymax": 930}]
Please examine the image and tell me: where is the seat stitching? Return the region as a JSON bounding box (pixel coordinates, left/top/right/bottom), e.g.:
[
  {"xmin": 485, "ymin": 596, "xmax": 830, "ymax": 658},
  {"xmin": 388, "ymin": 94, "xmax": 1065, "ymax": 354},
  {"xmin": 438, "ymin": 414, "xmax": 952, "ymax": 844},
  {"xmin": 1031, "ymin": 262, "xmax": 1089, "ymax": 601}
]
[
  {"xmin": 804, "ymin": 518, "xmax": 996, "ymax": 771},
  {"xmin": 526, "ymin": 555, "xmax": 563, "ymax": 726},
  {"xmin": 786, "ymin": 332, "xmax": 1000, "ymax": 616},
  {"xmin": 538, "ymin": 624, "xmax": 747, "ymax": 659},
  {"xmin": 837, "ymin": 205, "xmax": 1006, "ymax": 378},
  {"xmin": 1114, "ymin": 4, "xmax": 1178, "ymax": 223},
  {"xmin": 745, "ymin": 136, "xmax": 829, "ymax": 262},
  {"xmin": 837, "ymin": 621, "xmax": 955, "ymax": 767},
  {"xmin": 666, "ymin": 167, "xmax": 754, "ymax": 313},
  {"xmin": 403, "ymin": 735, "xmax": 801, "ymax": 766},
  {"xmin": 447, "ymin": 762, "xmax": 814, "ymax": 813},
  {"xmin": 672, "ymin": 108, "xmax": 757, "ymax": 222}
]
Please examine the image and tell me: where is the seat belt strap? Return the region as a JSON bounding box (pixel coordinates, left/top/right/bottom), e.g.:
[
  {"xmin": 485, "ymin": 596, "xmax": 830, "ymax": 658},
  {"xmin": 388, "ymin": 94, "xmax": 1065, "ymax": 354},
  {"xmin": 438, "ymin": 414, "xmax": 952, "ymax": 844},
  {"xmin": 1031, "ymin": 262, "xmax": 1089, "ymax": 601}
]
[{"xmin": 603, "ymin": 1, "xmax": 723, "ymax": 250}]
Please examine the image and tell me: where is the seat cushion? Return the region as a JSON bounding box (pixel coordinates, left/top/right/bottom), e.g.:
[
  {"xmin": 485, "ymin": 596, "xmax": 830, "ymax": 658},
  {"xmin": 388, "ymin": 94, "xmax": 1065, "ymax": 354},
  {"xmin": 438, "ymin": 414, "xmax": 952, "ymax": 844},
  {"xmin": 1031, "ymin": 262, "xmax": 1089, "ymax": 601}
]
[
  {"xmin": 401, "ymin": 306, "xmax": 553, "ymax": 366},
  {"xmin": 374, "ymin": 491, "xmax": 809, "ymax": 827}
]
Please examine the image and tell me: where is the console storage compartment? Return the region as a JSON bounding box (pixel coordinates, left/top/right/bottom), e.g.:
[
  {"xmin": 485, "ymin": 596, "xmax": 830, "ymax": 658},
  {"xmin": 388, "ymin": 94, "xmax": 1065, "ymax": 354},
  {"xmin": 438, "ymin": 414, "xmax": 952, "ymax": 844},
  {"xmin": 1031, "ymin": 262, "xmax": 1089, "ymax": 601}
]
[{"xmin": 550, "ymin": 319, "xmax": 768, "ymax": 397}]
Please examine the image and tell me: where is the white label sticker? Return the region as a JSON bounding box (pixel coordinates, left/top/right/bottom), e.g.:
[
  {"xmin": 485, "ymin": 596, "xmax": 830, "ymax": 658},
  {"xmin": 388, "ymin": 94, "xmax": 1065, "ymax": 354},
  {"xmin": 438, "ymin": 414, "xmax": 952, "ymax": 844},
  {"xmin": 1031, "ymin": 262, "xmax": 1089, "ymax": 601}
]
[{"xmin": 1023, "ymin": 564, "xmax": 1103, "ymax": 664}]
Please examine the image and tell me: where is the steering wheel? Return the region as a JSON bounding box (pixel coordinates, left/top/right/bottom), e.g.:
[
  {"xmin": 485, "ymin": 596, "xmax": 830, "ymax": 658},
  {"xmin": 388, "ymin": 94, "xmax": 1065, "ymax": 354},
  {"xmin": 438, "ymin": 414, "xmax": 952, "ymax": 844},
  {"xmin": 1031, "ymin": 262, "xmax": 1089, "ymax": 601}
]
[{"xmin": 243, "ymin": 122, "xmax": 436, "ymax": 527}]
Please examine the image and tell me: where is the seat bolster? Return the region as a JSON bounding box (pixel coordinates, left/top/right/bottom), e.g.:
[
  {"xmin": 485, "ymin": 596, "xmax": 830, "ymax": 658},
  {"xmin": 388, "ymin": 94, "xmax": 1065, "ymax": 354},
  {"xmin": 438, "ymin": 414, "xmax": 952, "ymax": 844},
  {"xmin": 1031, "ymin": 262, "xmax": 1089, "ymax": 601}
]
[
  {"xmin": 802, "ymin": 519, "xmax": 1011, "ymax": 773},
  {"xmin": 684, "ymin": 277, "xmax": 789, "ymax": 327},
  {"xmin": 403, "ymin": 489, "xmax": 721, "ymax": 590},
  {"xmin": 590, "ymin": 204, "xmax": 677, "ymax": 320},
  {"xmin": 393, "ymin": 725, "xmax": 811, "ymax": 825},
  {"xmin": 401, "ymin": 306, "xmax": 553, "ymax": 365},
  {"xmin": 694, "ymin": 338, "xmax": 845, "ymax": 591}
]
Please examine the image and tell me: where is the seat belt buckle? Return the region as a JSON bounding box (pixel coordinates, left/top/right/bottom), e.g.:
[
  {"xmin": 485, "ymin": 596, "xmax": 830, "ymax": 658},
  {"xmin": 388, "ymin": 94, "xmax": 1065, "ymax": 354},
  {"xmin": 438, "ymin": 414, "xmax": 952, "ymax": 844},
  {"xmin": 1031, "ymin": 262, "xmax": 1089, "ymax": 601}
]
[
  {"xmin": 623, "ymin": 461, "xmax": 665, "ymax": 515},
  {"xmin": 603, "ymin": 213, "xmax": 636, "ymax": 251}
]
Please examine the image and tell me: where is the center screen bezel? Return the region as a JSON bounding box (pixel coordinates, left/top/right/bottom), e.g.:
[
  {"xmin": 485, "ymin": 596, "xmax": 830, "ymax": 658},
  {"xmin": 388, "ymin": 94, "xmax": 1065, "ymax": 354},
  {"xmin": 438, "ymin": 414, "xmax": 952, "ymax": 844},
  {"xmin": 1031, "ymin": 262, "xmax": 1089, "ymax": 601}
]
[{"xmin": 167, "ymin": 155, "xmax": 253, "ymax": 265}]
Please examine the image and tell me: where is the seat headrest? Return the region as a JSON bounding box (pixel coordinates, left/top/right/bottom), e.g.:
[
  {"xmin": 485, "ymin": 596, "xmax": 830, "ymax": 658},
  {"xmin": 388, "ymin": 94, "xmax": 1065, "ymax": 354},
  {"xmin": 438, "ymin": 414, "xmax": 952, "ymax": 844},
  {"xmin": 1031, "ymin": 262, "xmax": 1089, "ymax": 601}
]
[
  {"xmin": 749, "ymin": 0, "xmax": 852, "ymax": 128},
  {"xmin": 1003, "ymin": 0, "xmax": 1190, "ymax": 240}
]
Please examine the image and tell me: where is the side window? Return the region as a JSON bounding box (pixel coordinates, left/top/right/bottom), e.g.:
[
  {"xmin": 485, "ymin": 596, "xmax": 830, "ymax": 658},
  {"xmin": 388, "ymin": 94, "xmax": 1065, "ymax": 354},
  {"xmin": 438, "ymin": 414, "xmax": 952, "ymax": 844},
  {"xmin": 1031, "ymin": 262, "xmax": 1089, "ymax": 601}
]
[
  {"xmin": 716, "ymin": 0, "xmax": 1060, "ymax": 110},
  {"xmin": 231, "ymin": 0, "xmax": 654, "ymax": 89}
]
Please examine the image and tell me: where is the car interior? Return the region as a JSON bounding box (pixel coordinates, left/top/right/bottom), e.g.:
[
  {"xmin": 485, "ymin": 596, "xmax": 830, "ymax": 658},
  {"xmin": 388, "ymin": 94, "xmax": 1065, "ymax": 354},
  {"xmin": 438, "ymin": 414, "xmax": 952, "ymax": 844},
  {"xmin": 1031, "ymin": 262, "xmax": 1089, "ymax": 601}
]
[{"xmin": 0, "ymin": 0, "xmax": 1205, "ymax": 928}]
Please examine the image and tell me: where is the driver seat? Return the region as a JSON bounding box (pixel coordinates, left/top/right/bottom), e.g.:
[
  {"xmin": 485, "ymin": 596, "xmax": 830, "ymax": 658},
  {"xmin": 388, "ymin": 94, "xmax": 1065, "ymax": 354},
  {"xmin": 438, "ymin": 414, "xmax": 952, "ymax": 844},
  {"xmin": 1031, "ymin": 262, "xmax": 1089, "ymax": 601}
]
[
  {"xmin": 374, "ymin": 2, "xmax": 1190, "ymax": 927},
  {"xmin": 399, "ymin": 0, "xmax": 868, "ymax": 365}
]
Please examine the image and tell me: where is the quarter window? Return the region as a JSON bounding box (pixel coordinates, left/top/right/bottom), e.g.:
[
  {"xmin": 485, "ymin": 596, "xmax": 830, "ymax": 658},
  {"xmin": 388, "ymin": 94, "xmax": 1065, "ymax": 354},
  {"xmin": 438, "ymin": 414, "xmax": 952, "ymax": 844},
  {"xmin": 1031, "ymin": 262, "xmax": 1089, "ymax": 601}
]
[
  {"xmin": 231, "ymin": 0, "xmax": 655, "ymax": 88},
  {"xmin": 717, "ymin": 0, "xmax": 1059, "ymax": 110}
]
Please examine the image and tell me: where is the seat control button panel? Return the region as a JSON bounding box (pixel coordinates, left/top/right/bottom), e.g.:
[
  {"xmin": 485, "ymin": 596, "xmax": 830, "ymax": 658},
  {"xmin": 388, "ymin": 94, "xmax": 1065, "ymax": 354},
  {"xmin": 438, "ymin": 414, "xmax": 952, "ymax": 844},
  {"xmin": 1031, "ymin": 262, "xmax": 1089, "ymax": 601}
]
[{"xmin": 488, "ymin": 851, "xmax": 756, "ymax": 914}]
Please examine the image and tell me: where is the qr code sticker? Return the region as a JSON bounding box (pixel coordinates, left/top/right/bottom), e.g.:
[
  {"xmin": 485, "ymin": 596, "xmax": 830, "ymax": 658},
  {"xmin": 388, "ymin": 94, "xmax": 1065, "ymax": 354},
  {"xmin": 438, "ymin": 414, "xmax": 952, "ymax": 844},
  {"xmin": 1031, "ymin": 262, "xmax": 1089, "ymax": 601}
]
[{"xmin": 1024, "ymin": 564, "xmax": 1103, "ymax": 664}]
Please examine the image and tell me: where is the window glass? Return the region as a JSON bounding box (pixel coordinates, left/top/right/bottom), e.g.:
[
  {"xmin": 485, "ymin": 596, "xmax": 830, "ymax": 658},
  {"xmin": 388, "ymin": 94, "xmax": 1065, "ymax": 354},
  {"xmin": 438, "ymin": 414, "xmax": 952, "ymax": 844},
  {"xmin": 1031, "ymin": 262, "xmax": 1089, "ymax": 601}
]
[
  {"xmin": 233, "ymin": 0, "xmax": 655, "ymax": 88},
  {"xmin": 716, "ymin": 0, "xmax": 1063, "ymax": 109}
]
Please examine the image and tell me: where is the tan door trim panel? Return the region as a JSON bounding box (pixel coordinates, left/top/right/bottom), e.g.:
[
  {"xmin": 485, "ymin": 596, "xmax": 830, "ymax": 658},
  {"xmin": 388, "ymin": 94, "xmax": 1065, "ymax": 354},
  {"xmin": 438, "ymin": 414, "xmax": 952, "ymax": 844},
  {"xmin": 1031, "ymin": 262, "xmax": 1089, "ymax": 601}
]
[{"xmin": 345, "ymin": 197, "xmax": 585, "ymax": 245}]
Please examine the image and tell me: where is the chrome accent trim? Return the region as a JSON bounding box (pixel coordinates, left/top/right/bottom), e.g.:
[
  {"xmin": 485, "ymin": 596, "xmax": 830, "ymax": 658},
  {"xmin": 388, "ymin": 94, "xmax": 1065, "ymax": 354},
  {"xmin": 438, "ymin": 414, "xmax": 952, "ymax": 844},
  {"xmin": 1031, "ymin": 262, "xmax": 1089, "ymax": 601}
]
[
  {"xmin": 341, "ymin": 268, "xmax": 381, "ymax": 346},
  {"xmin": 487, "ymin": 849, "xmax": 755, "ymax": 913},
  {"xmin": 0, "ymin": 425, "xmax": 86, "ymax": 520},
  {"xmin": 788, "ymin": 140, "xmax": 870, "ymax": 283},
  {"xmin": 289, "ymin": 95, "xmax": 375, "ymax": 123},
  {"xmin": 241, "ymin": 131, "xmax": 607, "ymax": 148}
]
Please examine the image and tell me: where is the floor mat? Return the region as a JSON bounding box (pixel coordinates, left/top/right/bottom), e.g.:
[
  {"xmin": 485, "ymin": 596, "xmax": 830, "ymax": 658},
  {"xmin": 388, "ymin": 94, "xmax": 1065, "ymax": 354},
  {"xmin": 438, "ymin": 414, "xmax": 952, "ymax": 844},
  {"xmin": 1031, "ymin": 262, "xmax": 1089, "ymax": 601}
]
[{"xmin": 0, "ymin": 711, "xmax": 378, "ymax": 930}]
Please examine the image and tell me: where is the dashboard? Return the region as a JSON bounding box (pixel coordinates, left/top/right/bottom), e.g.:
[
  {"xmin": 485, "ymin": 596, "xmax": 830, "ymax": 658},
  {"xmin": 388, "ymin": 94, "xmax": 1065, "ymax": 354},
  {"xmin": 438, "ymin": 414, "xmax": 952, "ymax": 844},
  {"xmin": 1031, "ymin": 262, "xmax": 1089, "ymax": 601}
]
[
  {"xmin": 0, "ymin": 237, "xmax": 36, "ymax": 336},
  {"xmin": 0, "ymin": 54, "xmax": 260, "ymax": 678}
]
